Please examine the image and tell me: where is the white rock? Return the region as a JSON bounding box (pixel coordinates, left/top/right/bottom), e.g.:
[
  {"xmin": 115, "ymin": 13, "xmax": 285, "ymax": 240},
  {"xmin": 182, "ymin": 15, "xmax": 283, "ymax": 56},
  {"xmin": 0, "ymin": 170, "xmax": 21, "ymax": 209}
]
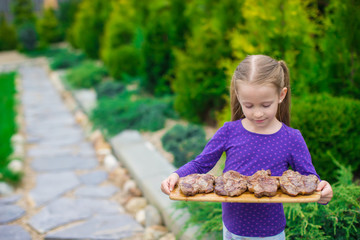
[
  {"xmin": 104, "ymin": 154, "xmax": 119, "ymax": 170},
  {"xmin": 136, "ymin": 209, "xmax": 146, "ymax": 225},
  {"xmin": 123, "ymin": 180, "xmax": 136, "ymax": 193},
  {"xmin": 145, "ymin": 205, "xmax": 162, "ymax": 227},
  {"xmin": 13, "ymin": 143, "xmax": 25, "ymax": 157},
  {"xmin": 144, "ymin": 225, "xmax": 168, "ymax": 240},
  {"xmin": 125, "ymin": 197, "xmax": 147, "ymax": 214},
  {"xmin": 8, "ymin": 159, "xmax": 23, "ymax": 173},
  {"xmin": 0, "ymin": 182, "xmax": 14, "ymax": 196},
  {"xmin": 159, "ymin": 233, "xmax": 176, "ymax": 240},
  {"xmin": 11, "ymin": 134, "xmax": 24, "ymax": 144}
]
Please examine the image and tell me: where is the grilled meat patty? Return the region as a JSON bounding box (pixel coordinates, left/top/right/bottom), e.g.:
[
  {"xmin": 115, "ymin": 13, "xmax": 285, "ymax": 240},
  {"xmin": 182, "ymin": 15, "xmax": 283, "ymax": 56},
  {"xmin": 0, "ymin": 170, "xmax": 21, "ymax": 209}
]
[
  {"xmin": 179, "ymin": 173, "xmax": 215, "ymax": 196},
  {"xmin": 214, "ymin": 170, "xmax": 248, "ymax": 197},
  {"xmin": 279, "ymin": 170, "xmax": 319, "ymax": 196}
]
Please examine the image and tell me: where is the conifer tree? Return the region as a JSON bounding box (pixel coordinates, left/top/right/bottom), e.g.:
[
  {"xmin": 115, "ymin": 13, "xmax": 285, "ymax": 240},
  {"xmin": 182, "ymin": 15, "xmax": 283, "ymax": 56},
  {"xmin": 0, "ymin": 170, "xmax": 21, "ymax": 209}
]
[
  {"xmin": 11, "ymin": 0, "xmax": 36, "ymax": 27},
  {"xmin": 37, "ymin": 8, "xmax": 62, "ymax": 47},
  {"xmin": 0, "ymin": 14, "xmax": 17, "ymax": 50}
]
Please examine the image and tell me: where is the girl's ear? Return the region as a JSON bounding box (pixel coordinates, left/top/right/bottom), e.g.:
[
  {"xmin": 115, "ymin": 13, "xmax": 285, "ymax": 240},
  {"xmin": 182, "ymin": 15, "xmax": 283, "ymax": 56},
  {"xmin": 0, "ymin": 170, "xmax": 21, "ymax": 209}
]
[{"xmin": 279, "ymin": 87, "xmax": 287, "ymax": 103}]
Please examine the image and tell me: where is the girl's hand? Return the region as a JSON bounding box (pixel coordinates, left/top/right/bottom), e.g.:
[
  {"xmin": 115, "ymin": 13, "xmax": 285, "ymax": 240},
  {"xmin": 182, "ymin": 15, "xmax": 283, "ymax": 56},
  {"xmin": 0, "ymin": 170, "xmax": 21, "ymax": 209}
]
[
  {"xmin": 161, "ymin": 173, "xmax": 180, "ymax": 195},
  {"xmin": 317, "ymin": 180, "xmax": 333, "ymax": 205}
]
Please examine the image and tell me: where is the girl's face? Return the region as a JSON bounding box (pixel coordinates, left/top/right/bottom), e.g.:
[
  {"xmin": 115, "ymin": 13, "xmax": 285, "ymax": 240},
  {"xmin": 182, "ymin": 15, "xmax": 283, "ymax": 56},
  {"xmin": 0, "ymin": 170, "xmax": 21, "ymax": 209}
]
[{"xmin": 236, "ymin": 82, "xmax": 287, "ymax": 131}]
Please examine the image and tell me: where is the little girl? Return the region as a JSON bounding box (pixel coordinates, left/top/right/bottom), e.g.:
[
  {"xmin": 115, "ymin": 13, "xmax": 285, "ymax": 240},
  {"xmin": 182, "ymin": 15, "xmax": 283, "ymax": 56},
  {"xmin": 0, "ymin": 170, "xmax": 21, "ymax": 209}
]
[{"xmin": 161, "ymin": 55, "xmax": 333, "ymax": 239}]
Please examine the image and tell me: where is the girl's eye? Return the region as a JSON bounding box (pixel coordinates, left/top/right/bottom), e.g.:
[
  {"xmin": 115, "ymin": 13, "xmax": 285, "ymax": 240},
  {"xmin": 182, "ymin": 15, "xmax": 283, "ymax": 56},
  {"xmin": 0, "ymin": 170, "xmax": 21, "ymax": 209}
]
[
  {"xmin": 263, "ymin": 104, "xmax": 271, "ymax": 108},
  {"xmin": 245, "ymin": 105, "xmax": 253, "ymax": 108}
]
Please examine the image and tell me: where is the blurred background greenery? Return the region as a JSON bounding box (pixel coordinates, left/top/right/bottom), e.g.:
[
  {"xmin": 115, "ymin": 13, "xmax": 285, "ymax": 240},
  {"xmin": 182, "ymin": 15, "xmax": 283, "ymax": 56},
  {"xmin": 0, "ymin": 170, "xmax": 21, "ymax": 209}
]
[{"xmin": 0, "ymin": 0, "xmax": 359, "ymax": 239}]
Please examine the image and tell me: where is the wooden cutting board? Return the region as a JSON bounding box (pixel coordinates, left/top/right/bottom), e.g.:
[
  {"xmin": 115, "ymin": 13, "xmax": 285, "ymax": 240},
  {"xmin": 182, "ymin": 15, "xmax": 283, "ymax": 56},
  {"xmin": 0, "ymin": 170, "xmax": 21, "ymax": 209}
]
[{"xmin": 169, "ymin": 185, "xmax": 321, "ymax": 203}]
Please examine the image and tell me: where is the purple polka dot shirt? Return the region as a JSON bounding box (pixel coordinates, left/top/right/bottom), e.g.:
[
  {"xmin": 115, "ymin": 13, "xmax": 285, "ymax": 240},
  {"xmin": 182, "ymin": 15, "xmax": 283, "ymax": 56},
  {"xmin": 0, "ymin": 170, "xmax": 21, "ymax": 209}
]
[{"xmin": 175, "ymin": 119, "xmax": 320, "ymax": 237}]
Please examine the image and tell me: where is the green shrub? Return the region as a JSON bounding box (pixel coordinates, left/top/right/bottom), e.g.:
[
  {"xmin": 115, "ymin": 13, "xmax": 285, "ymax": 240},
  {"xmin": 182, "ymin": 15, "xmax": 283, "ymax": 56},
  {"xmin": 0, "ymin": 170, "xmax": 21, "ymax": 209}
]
[
  {"xmin": 0, "ymin": 72, "xmax": 21, "ymax": 184},
  {"xmin": 103, "ymin": 45, "xmax": 141, "ymax": 79},
  {"xmin": 17, "ymin": 23, "xmax": 38, "ymax": 51},
  {"xmin": 291, "ymin": 93, "xmax": 360, "ymax": 182},
  {"xmin": 37, "ymin": 8, "xmax": 62, "ymax": 47},
  {"xmin": 161, "ymin": 124, "xmax": 207, "ymax": 168},
  {"xmin": 71, "ymin": 0, "xmax": 112, "ymax": 58},
  {"xmin": 49, "ymin": 49, "xmax": 85, "ymax": 70},
  {"xmin": 141, "ymin": 3, "xmax": 173, "ymax": 95},
  {"xmin": 57, "ymin": 0, "xmax": 81, "ymax": 42},
  {"xmin": 172, "ymin": 24, "xmax": 229, "ymax": 124},
  {"xmin": 91, "ymin": 92, "xmax": 177, "ymax": 136},
  {"xmin": 11, "ymin": 0, "xmax": 36, "ymax": 27},
  {"xmin": 65, "ymin": 61, "xmax": 108, "ymax": 89},
  {"xmin": 0, "ymin": 14, "xmax": 17, "ymax": 50},
  {"xmin": 101, "ymin": 1, "xmax": 141, "ymax": 79},
  {"xmin": 95, "ymin": 81, "xmax": 126, "ymax": 99}
]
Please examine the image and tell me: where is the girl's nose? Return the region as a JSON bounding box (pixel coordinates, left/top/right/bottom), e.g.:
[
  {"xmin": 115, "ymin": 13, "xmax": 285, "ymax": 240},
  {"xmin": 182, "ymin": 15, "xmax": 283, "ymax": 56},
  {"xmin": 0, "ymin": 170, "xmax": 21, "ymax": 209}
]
[{"xmin": 254, "ymin": 110, "xmax": 263, "ymax": 118}]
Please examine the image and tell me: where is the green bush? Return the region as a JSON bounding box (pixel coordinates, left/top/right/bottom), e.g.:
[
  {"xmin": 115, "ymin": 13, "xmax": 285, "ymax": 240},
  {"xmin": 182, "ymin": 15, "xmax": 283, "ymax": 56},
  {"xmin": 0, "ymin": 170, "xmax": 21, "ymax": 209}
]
[
  {"xmin": 141, "ymin": 3, "xmax": 173, "ymax": 95},
  {"xmin": 101, "ymin": 1, "xmax": 141, "ymax": 79},
  {"xmin": 11, "ymin": 0, "xmax": 36, "ymax": 27},
  {"xmin": 57, "ymin": 0, "xmax": 81, "ymax": 42},
  {"xmin": 103, "ymin": 45, "xmax": 141, "ymax": 79},
  {"xmin": 95, "ymin": 81, "xmax": 125, "ymax": 99},
  {"xmin": 65, "ymin": 61, "xmax": 108, "ymax": 89},
  {"xmin": 161, "ymin": 124, "xmax": 207, "ymax": 168},
  {"xmin": 91, "ymin": 92, "xmax": 177, "ymax": 136},
  {"xmin": 0, "ymin": 14, "xmax": 17, "ymax": 50},
  {"xmin": 291, "ymin": 94, "xmax": 360, "ymax": 182},
  {"xmin": 174, "ymin": 158, "xmax": 360, "ymax": 240},
  {"xmin": 37, "ymin": 8, "xmax": 62, "ymax": 47},
  {"xmin": 17, "ymin": 23, "xmax": 38, "ymax": 51},
  {"xmin": 49, "ymin": 49, "xmax": 85, "ymax": 70},
  {"xmin": 172, "ymin": 24, "xmax": 229, "ymax": 124},
  {"xmin": 71, "ymin": 0, "xmax": 112, "ymax": 58},
  {"xmin": 0, "ymin": 72, "xmax": 21, "ymax": 184}
]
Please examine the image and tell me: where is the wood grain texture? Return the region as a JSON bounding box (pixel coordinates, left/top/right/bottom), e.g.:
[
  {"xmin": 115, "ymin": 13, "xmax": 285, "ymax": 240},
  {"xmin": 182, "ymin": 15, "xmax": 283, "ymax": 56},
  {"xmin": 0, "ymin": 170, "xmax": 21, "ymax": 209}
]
[{"xmin": 169, "ymin": 185, "xmax": 321, "ymax": 203}]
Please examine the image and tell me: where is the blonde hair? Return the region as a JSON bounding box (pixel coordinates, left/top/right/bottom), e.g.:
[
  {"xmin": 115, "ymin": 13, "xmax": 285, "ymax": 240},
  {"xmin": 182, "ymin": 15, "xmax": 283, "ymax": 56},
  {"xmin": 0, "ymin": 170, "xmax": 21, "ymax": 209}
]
[{"xmin": 230, "ymin": 55, "xmax": 291, "ymax": 126}]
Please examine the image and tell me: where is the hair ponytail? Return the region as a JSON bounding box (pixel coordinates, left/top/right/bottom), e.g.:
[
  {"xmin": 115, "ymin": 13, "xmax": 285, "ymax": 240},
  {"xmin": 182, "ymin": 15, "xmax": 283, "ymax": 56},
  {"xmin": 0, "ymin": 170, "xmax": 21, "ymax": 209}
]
[{"xmin": 277, "ymin": 60, "xmax": 291, "ymax": 126}]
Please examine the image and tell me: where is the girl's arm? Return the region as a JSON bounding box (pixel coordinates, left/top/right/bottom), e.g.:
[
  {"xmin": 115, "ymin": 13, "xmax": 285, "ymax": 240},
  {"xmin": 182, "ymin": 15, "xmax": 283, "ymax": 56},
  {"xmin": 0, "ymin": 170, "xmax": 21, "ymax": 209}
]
[
  {"xmin": 174, "ymin": 122, "xmax": 228, "ymax": 177},
  {"xmin": 290, "ymin": 130, "xmax": 333, "ymax": 204}
]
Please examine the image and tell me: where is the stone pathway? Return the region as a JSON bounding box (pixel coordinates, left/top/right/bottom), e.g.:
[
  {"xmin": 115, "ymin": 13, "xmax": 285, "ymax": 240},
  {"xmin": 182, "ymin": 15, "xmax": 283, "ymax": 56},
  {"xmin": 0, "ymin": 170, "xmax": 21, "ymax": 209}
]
[{"xmin": 0, "ymin": 63, "xmax": 145, "ymax": 239}]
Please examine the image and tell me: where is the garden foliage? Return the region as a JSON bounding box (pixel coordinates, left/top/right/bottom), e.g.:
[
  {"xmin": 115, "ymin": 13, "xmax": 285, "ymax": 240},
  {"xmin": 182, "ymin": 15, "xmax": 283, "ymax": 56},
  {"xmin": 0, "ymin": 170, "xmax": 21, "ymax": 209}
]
[
  {"xmin": 49, "ymin": 48, "xmax": 85, "ymax": 70},
  {"xmin": 0, "ymin": 14, "xmax": 17, "ymax": 51},
  {"xmin": 65, "ymin": 61, "xmax": 108, "ymax": 89},
  {"xmin": 0, "ymin": 72, "xmax": 21, "ymax": 183},
  {"xmin": 91, "ymin": 91, "xmax": 177, "ymax": 137},
  {"xmin": 161, "ymin": 124, "xmax": 207, "ymax": 168},
  {"xmin": 71, "ymin": 0, "xmax": 112, "ymax": 58},
  {"xmin": 37, "ymin": 8, "xmax": 62, "ymax": 48},
  {"xmin": 100, "ymin": 0, "xmax": 140, "ymax": 79}
]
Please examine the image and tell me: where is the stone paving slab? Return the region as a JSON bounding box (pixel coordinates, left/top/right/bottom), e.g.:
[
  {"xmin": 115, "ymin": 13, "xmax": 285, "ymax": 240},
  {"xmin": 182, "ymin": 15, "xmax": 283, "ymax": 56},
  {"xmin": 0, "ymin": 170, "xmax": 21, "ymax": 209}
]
[
  {"xmin": 30, "ymin": 171, "xmax": 80, "ymax": 207},
  {"xmin": 74, "ymin": 185, "xmax": 118, "ymax": 198},
  {"xmin": 78, "ymin": 170, "xmax": 108, "ymax": 185},
  {"xmin": 0, "ymin": 194, "xmax": 21, "ymax": 205},
  {"xmin": 31, "ymin": 155, "xmax": 97, "ymax": 172},
  {"xmin": 45, "ymin": 215, "xmax": 144, "ymax": 240},
  {"xmin": 0, "ymin": 205, "xmax": 26, "ymax": 224},
  {"xmin": 0, "ymin": 225, "xmax": 31, "ymax": 240},
  {"xmin": 28, "ymin": 197, "xmax": 124, "ymax": 233}
]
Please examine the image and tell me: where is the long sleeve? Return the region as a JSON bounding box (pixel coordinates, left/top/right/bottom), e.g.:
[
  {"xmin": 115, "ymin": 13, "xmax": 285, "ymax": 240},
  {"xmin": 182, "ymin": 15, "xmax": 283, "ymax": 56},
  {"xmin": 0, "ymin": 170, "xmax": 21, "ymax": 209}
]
[
  {"xmin": 289, "ymin": 130, "xmax": 321, "ymax": 180},
  {"xmin": 175, "ymin": 122, "xmax": 228, "ymax": 177}
]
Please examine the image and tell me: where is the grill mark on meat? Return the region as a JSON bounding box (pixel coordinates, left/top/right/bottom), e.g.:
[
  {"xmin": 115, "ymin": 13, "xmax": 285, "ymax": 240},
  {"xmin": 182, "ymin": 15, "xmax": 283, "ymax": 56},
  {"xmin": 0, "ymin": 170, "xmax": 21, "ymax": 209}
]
[
  {"xmin": 179, "ymin": 174, "xmax": 215, "ymax": 196},
  {"xmin": 279, "ymin": 170, "xmax": 319, "ymax": 196},
  {"xmin": 214, "ymin": 170, "xmax": 248, "ymax": 197}
]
